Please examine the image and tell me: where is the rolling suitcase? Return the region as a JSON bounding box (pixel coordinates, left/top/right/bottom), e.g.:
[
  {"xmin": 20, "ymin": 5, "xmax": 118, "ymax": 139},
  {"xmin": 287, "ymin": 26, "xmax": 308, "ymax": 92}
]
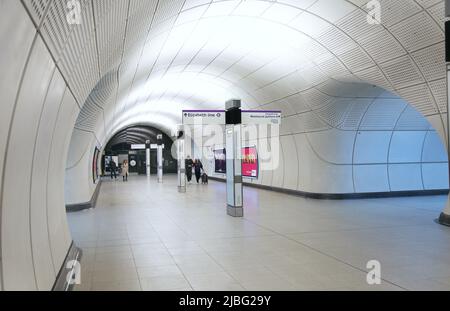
[{"xmin": 201, "ymin": 173, "xmax": 208, "ymax": 184}]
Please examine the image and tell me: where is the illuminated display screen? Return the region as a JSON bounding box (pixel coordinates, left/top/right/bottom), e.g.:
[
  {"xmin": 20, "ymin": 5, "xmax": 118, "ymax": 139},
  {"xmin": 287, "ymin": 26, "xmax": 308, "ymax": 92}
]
[
  {"xmin": 214, "ymin": 147, "xmax": 259, "ymax": 178},
  {"xmin": 214, "ymin": 148, "xmax": 226, "ymax": 174},
  {"xmin": 242, "ymin": 146, "xmax": 258, "ymax": 178}
]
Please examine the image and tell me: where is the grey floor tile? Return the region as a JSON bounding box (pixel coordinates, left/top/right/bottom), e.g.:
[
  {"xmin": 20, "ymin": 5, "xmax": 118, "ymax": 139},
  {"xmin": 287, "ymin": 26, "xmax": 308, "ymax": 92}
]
[{"xmin": 67, "ymin": 175, "xmax": 450, "ymax": 291}]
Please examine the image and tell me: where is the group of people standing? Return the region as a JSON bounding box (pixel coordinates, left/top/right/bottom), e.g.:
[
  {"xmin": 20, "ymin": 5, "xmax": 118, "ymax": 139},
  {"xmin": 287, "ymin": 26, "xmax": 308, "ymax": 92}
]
[
  {"xmin": 109, "ymin": 160, "xmax": 129, "ymax": 182},
  {"xmin": 109, "ymin": 156, "xmax": 204, "ymax": 184},
  {"xmin": 185, "ymin": 156, "xmax": 204, "ymax": 183}
]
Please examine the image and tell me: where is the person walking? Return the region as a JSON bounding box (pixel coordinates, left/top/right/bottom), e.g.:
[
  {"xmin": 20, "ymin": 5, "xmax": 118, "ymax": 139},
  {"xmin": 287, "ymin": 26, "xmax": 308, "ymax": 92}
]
[
  {"xmin": 185, "ymin": 156, "xmax": 193, "ymax": 183},
  {"xmin": 194, "ymin": 159, "xmax": 203, "ymax": 184},
  {"xmin": 110, "ymin": 160, "xmax": 117, "ymax": 180},
  {"xmin": 122, "ymin": 160, "xmax": 129, "ymax": 182}
]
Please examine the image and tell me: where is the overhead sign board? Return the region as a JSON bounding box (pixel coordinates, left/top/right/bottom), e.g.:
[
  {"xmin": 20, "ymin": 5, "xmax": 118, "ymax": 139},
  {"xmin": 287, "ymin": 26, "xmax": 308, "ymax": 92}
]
[
  {"xmin": 151, "ymin": 144, "xmax": 164, "ymax": 149},
  {"xmin": 131, "ymin": 144, "xmax": 146, "ymax": 150},
  {"xmin": 131, "ymin": 144, "xmax": 164, "ymax": 149},
  {"xmin": 182, "ymin": 110, "xmax": 225, "ymax": 125},
  {"xmin": 182, "ymin": 110, "xmax": 281, "ymax": 125},
  {"xmin": 241, "ymin": 110, "xmax": 281, "ymax": 125}
]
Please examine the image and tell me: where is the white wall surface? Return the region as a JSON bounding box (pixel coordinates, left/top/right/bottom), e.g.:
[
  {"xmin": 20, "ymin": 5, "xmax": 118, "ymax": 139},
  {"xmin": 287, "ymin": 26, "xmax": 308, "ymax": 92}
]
[
  {"xmin": 65, "ymin": 129, "xmax": 99, "ymax": 205},
  {"xmin": 47, "ymin": 0, "xmax": 448, "ymax": 202},
  {"xmin": 0, "ymin": 0, "xmax": 78, "ymax": 291},
  {"xmin": 1, "ymin": 0, "xmax": 449, "ymax": 291},
  {"xmin": 0, "ymin": 0, "xmax": 36, "ymax": 290},
  {"xmin": 199, "ymin": 93, "xmax": 449, "ymax": 194}
]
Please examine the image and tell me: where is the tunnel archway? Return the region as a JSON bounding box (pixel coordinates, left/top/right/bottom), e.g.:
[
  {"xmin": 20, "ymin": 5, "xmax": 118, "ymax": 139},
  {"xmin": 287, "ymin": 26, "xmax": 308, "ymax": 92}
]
[
  {"xmin": 1, "ymin": 0, "xmax": 448, "ymax": 290},
  {"xmin": 196, "ymin": 81, "xmax": 449, "ymax": 195},
  {"xmin": 103, "ymin": 125, "xmax": 177, "ymax": 175},
  {"xmin": 65, "ymin": 124, "xmax": 178, "ymax": 207}
]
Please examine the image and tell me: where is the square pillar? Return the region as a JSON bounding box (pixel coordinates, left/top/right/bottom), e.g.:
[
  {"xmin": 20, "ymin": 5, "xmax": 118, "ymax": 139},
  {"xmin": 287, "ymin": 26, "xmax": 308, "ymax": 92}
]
[
  {"xmin": 177, "ymin": 127, "xmax": 186, "ymax": 193},
  {"xmin": 225, "ymin": 100, "xmax": 243, "ymax": 217},
  {"xmin": 439, "ymin": 18, "xmax": 450, "ymax": 225},
  {"xmin": 157, "ymin": 134, "xmax": 163, "ymax": 183},
  {"xmin": 146, "ymin": 140, "xmax": 151, "ymax": 177}
]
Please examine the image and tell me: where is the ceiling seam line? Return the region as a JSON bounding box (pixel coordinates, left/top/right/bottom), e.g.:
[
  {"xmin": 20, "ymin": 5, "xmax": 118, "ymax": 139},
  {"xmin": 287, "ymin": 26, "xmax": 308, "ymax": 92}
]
[
  {"xmin": 113, "ymin": 0, "xmax": 161, "ymax": 120},
  {"xmin": 119, "ymin": 0, "xmax": 163, "ymax": 116},
  {"xmin": 20, "ymin": 0, "xmax": 83, "ymax": 111},
  {"xmin": 28, "ymin": 65, "xmax": 59, "ymax": 290},
  {"xmin": 386, "ymin": 104, "xmax": 411, "ymax": 192},
  {"xmin": 111, "ymin": 0, "xmax": 131, "ymax": 125},
  {"xmin": 344, "ymin": 5, "xmax": 444, "ymax": 118},
  {"xmin": 351, "ymin": 96, "xmax": 380, "ymax": 192},
  {"xmin": 140, "ymin": 0, "xmax": 192, "ymax": 108},
  {"xmin": 91, "ymin": 0, "xmax": 102, "ymax": 80}
]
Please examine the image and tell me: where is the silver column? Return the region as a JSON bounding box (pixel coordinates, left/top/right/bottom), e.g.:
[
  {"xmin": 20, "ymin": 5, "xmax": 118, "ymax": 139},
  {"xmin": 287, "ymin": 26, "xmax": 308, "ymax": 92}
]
[
  {"xmin": 157, "ymin": 134, "xmax": 163, "ymax": 183},
  {"xmin": 177, "ymin": 127, "xmax": 186, "ymax": 193},
  {"xmin": 146, "ymin": 140, "xmax": 151, "ymax": 177},
  {"xmin": 225, "ymin": 99, "xmax": 243, "ymax": 217},
  {"xmin": 438, "ymin": 14, "xmax": 450, "ymax": 225},
  {"xmin": 439, "ymin": 62, "xmax": 450, "ymax": 226}
]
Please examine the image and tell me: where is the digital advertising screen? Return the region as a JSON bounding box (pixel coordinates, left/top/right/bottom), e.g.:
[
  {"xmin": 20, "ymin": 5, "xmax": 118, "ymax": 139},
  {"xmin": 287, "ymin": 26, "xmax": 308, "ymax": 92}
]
[
  {"xmin": 242, "ymin": 146, "xmax": 258, "ymax": 178},
  {"xmin": 214, "ymin": 148, "xmax": 226, "ymax": 173}
]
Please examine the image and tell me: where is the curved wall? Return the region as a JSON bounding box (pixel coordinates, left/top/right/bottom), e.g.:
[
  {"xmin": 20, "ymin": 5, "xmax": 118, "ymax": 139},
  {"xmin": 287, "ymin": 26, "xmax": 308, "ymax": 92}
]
[
  {"xmin": 17, "ymin": 0, "xmax": 446, "ymax": 205},
  {"xmin": 0, "ymin": 1, "xmax": 79, "ymax": 290},
  {"xmin": 0, "ymin": 0, "xmax": 449, "ymax": 290},
  {"xmin": 65, "ymin": 129, "xmax": 100, "ymax": 205},
  {"xmin": 200, "ymin": 88, "xmax": 449, "ymax": 194},
  {"xmin": 20, "ymin": 0, "xmax": 448, "ymax": 141}
]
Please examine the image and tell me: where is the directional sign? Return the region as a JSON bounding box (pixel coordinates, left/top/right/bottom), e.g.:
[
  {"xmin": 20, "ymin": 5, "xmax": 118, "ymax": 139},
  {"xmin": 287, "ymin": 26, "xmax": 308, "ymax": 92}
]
[
  {"xmin": 241, "ymin": 110, "xmax": 281, "ymax": 125},
  {"xmin": 131, "ymin": 144, "xmax": 146, "ymax": 150},
  {"xmin": 182, "ymin": 110, "xmax": 281, "ymax": 125},
  {"xmin": 182, "ymin": 110, "xmax": 225, "ymax": 125}
]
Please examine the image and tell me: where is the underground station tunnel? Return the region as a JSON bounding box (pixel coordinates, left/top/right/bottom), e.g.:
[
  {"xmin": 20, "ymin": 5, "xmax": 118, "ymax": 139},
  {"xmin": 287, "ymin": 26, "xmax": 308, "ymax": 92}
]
[{"xmin": 2, "ymin": 0, "xmax": 450, "ymax": 297}]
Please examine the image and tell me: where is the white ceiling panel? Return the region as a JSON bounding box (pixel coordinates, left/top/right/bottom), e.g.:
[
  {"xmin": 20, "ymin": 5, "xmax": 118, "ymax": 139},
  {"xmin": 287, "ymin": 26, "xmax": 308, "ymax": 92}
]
[
  {"xmin": 27, "ymin": 0, "xmax": 446, "ymax": 142},
  {"xmin": 309, "ymin": 0, "xmax": 355, "ymax": 23}
]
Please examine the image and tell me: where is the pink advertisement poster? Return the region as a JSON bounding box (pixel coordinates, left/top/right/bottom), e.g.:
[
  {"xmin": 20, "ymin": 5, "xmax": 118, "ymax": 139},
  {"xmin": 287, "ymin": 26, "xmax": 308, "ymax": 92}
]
[{"xmin": 242, "ymin": 146, "xmax": 258, "ymax": 178}]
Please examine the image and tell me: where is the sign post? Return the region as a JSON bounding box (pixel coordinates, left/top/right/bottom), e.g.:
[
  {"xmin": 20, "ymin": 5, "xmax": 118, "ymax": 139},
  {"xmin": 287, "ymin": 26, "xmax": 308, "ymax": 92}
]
[
  {"xmin": 225, "ymin": 100, "xmax": 243, "ymax": 217},
  {"xmin": 157, "ymin": 134, "xmax": 163, "ymax": 183},
  {"xmin": 177, "ymin": 126, "xmax": 186, "ymax": 193},
  {"xmin": 439, "ymin": 11, "xmax": 450, "ymax": 226},
  {"xmin": 181, "ymin": 104, "xmax": 281, "ymax": 219},
  {"xmin": 145, "ymin": 140, "xmax": 151, "ymax": 177}
]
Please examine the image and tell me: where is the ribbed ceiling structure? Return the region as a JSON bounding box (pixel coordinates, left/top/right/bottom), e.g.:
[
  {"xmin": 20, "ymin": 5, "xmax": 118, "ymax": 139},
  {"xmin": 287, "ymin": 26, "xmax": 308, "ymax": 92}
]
[
  {"xmin": 106, "ymin": 125, "xmax": 169, "ymax": 147},
  {"xmin": 2, "ymin": 0, "xmax": 449, "ymax": 291},
  {"xmin": 22, "ymin": 0, "xmax": 447, "ymax": 144}
]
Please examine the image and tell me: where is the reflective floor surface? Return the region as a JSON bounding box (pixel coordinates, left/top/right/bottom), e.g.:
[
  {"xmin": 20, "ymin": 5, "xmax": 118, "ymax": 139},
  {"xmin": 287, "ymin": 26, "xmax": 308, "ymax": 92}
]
[{"xmin": 67, "ymin": 175, "xmax": 450, "ymax": 291}]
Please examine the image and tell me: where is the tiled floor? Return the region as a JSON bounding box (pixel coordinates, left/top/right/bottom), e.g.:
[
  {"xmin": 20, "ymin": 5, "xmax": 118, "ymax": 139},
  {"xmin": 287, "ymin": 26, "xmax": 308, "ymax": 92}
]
[{"xmin": 68, "ymin": 175, "xmax": 450, "ymax": 291}]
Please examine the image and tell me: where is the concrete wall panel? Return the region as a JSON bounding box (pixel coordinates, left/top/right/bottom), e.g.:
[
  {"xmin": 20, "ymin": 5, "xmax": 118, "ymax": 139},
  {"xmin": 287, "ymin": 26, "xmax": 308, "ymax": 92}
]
[
  {"xmin": 30, "ymin": 70, "xmax": 66, "ymax": 290},
  {"xmin": 353, "ymin": 165, "xmax": 390, "ymax": 193},
  {"xmin": 2, "ymin": 37, "xmax": 55, "ymax": 290}
]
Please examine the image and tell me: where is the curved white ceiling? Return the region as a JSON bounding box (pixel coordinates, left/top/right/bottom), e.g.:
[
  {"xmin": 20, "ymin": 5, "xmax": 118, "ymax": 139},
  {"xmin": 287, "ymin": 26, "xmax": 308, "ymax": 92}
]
[{"xmin": 23, "ymin": 0, "xmax": 447, "ymax": 145}]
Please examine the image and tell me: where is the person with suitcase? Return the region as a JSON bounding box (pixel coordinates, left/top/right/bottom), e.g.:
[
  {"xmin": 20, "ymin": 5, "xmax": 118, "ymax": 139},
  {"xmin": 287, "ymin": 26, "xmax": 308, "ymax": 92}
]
[{"xmin": 194, "ymin": 159, "xmax": 203, "ymax": 184}]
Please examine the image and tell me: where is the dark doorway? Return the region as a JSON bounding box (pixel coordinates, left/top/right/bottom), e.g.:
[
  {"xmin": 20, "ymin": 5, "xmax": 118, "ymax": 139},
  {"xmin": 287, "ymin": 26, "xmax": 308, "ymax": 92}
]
[
  {"xmin": 102, "ymin": 125, "xmax": 177, "ymax": 176},
  {"xmin": 127, "ymin": 151, "xmax": 147, "ymax": 175}
]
